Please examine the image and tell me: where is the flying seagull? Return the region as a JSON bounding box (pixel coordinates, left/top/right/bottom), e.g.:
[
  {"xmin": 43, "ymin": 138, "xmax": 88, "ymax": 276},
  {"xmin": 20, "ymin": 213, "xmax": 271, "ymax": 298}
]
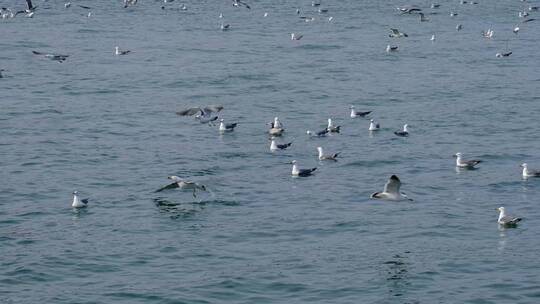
[
  {"xmin": 389, "ymin": 28, "xmax": 408, "ymax": 37},
  {"xmin": 394, "ymin": 124, "xmax": 409, "ymax": 137},
  {"xmin": 156, "ymin": 176, "xmax": 207, "ymax": 197},
  {"xmin": 32, "ymin": 51, "xmax": 69, "ymax": 62},
  {"xmin": 270, "ymin": 140, "xmax": 292, "ymax": 151},
  {"xmin": 496, "ymin": 207, "xmax": 522, "ymax": 226},
  {"xmin": 317, "ymin": 146, "xmax": 340, "ymax": 161},
  {"xmin": 371, "ymin": 175, "xmax": 413, "ymax": 201},
  {"xmin": 350, "ymin": 106, "xmax": 371, "ymax": 118},
  {"xmin": 520, "ymin": 163, "xmax": 540, "ymax": 178},
  {"xmin": 291, "ymin": 160, "xmax": 316, "ymax": 177},
  {"xmin": 454, "ymin": 152, "xmax": 481, "ymax": 169},
  {"xmin": 72, "ymin": 191, "xmax": 89, "ymax": 208}
]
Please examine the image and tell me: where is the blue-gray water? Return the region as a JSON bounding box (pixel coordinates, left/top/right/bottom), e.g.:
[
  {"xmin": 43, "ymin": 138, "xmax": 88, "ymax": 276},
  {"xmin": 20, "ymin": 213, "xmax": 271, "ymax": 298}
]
[{"xmin": 2, "ymin": 0, "xmax": 540, "ymax": 303}]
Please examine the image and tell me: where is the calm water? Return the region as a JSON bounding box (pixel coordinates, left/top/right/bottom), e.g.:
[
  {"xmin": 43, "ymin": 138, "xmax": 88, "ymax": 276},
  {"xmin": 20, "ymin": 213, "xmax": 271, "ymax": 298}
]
[{"xmin": 2, "ymin": 0, "xmax": 540, "ymax": 303}]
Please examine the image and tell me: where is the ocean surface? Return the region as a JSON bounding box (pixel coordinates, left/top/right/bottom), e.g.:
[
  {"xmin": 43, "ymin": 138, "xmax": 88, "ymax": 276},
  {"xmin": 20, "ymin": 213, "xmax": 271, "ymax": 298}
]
[{"xmin": 2, "ymin": 0, "xmax": 540, "ymax": 303}]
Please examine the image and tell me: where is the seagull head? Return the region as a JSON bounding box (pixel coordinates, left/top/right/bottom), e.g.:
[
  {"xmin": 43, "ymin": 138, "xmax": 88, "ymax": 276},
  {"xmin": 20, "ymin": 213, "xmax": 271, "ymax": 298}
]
[
  {"xmin": 306, "ymin": 130, "xmax": 313, "ymax": 135},
  {"xmin": 291, "ymin": 160, "xmax": 297, "ymax": 165},
  {"xmin": 350, "ymin": 105, "xmax": 354, "ymax": 109},
  {"xmin": 220, "ymin": 119, "xmax": 224, "ymax": 122},
  {"xmin": 370, "ymin": 119, "xmax": 374, "ymax": 122},
  {"xmin": 520, "ymin": 163, "xmax": 528, "ymax": 168},
  {"xmin": 496, "ymin": 207, "xmax": 505, "ymax": 213},
  {"xmin": 73, "ymin": 191, "xmax": 78, "ymax": 195},
  {"xmin": 454, "ymin": 152, "xmax": 462, "ymax": 158},
  {"xmin": 317, "ymin": 146, "xmax": 323, "ymax": 152}
]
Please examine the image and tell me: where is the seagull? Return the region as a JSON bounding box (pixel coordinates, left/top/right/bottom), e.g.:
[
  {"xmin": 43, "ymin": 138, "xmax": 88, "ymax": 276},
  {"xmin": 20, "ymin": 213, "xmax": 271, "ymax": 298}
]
[
  {"xmin": 115, "ymin": 46, "xmax": 131, "ymax": 55},
  {"xmin": 368, "ymin": 119, "xmax": 380, "ymax": 131},
  {"xmin": 394, "ymin": 124, "xmax": 409, "ymax": 137},
  {"xmin": 519, "ymin": 11, "xmax": 529, "ymax": 18},
  {"xmin": 482, "ymin": 29, "xmax": 494, "ymax": 38},
  {"xmin": 520, "ymin": 163, "xmax": 540, "ymax": 178},
  {"xmin": 219, "ymin": 12, "xmax": 223, "ymax": 18},
  {"xmin": 350, "ymin": 106, "xmax": 372, "ymax": 118},
  {"xmin": 307, "ymin": 129, "xmax": 329, "ymax": 137},
  {"xmin": 64, "ymin": 2, "xmax": 71, "ymax": 8},
  {"xmin": 454, "ymin": 152, "xmax": 481, "ymax": 169},
  {"xmin": 495, "ymin": 52, "xmax": 512, "ymax": 57},
  {"xmin": 389, "ymin": 28, "xmax": 408, "ymax": 38},
  {"xmin": 263, "ymin": 12, "xmax": 268, "ymax": 17},
  {"xmin": 268, "ymin": 117, "xmax": 284, "ymax": 136},
  {"xmin": 220, "ymin": 23, "xmax": 230, "ymax": 31},
  {"xmin": 450, "ymin": 12, "xmax": 458, "ymax": 17},
  {"xmin": 219, "ymin": 119, "xmax": 237, "ymax": 133},
  {"xmin": 270, "ymin": 140, "xmax": 291, "ymax": 151},
  {"xmin": 176, "ymin": 105, "xmax": 223, "ymax": 118},
  {"xmin": 312, "ymin": 1, "xmax": 321, "ymax": 7},
  {"xmin": 291, "ymin": 160, "xmax": 316, "ymax": 177},
  {"xmin": 371, "ymin": 175, "xmax": 413, "ymax": 201},
  {"xmin": 318, "ymin": 8, "xmax": 328, "ymax": 13},
  {"xmin": 180, "ymin": 4, "xmax": 187, "ymax": 10},
  {"xmin": 419, "ymin": 12, "xmax": 430, "ymax": 22},
  {"xmin": 72, "ymin": 191, "xmax": 89, "ymax": 208},
  {"xmin": 16, "ymin": 0, "xmax": 36, "ymax": 16},
  {"xmin": 431, "ymin": 34, "xmax": 436, "ymax": 41},
  {"xmin": 317, "ymin": 147, "xmax": 340, "ymax": 161},
  {"xmin": 496, "ymin": 207, "xmax": 522, "ymax": 226},
  {"xmin": 328, "ymin": 16, "xmax": 333, "ymax": 22},
  {"xmin": 513, "ymin": 25, "xmax": 520, "ymax": 34},
  {"xmin": 123, "ymin": 0, "xmax": 138, "ymax": 8},
  {"xmin": 386, "ymin": 45, "xmax": 398, "ymax": 52},
  {"xmin": 156, "ymin": 176, "xmax": 207, "ymax": 197},
  {"xmin": 396, "ymin": 6, "xmax": 421, "ymax": 14},
  {"xmin": 456, "ymin": 24, "xmax": 463, "ymax": 31},
  {"xmin": 0, "ymin": 69, "xmax": 4, "ymax": 78},
  {"xmin": 232, "ymin": 0, "xmax": 250, "ymax": 9},
  {"xmin": 291, "ymin": 33, "xmax": 303, "ymax": 40},
  {"xmin": 32, "ymin": 51, "xmax": 69, "ymax": 63},
  {"xmin": 431, "ymin": 4, "xmax": 440, "ymax": 9},
  {"xmin": 326, "ymin": 118, "xmax": 341, "ymax": 133}
]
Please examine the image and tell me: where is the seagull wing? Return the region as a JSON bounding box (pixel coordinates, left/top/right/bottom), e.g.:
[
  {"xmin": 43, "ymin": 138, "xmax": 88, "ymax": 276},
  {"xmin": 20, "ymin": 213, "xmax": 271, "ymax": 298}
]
[
  {"xmin": 81, "ymin": 198, "xmax": 89, "ymax": 205},
  {"xmin": 176, "ymin": 107, "xmax": 202, "ymax": 116},
  {"xmin": 155, "ymin": 182, "xmax": 179, "ymax": 192},
  {"xmin": 500, "ymin": 215, "xmax": 522, "ymax": 225},
  {"xmin": 383, "ymin": 175, "xmax": 401, "ymax": 194},
  {"xmin": 78, "ymin": 5, "xmax": 92, "ymax": 9},
  {"xmin": 26, "ymin": 0, "xmax": 35, "ymax": 10}
]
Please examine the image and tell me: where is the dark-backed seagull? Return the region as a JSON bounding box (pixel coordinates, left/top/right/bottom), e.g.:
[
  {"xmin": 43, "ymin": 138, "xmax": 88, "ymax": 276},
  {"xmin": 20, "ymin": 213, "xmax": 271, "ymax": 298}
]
[
  {"xmin": 270, "ymin": 140, "xmax": 291, "ymax": 151},
  {"xmin": 454, "ymin": 152, "xmax": 481, "ymax": 169},
  {"xmin": 369, "ymin": 119, "xmax": 380, "ymax": 131},
  {"xmin": 394, "ymin": 124, "xmax": 409, "ymax": 137},
  {"xmin": 115, "ymin": 46, "xmax": 131, "ymax": 55},
  {"xmin": 520, "ymin": 163, "xmax": 540, "ymax": 178},
  {"xmin": 350, "ymin": 106, "xmax": 372, "ymax": 118},
  {"xmin": 326, "ymin": 118, "xmax": 341, "ymax": 133},
  {"xmin": 72, "ymin": 191, "xmax": 89, "ymax": 208},
  {"xmin": 219, "ymin": 119, "xmax": 237, "ymax": 133},
  {"xmin": 291, "ymin": 160, "xmax": 316, "ymax": 177},
  {"xmin": 389, "ymin": 28, "xmax": 408, "ymax": 37},
  {"xmin": 317, "ymin": 147, "xmax": 340, "ymax": 161},
  {"xmin": 496, "ymin": 207, "xmax": 522, "ymax": 226},
  {"xmin": 32, "ymin": 51, "xmax": 69, "ymax": 62}
]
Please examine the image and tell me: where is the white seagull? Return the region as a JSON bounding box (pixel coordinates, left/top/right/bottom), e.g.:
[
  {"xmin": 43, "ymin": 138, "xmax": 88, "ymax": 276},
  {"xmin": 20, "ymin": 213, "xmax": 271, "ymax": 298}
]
[
  {"xmin": 156, "ymin": 176, "xmax": 207, "ymax": 197},
  {"xmin": 72, "ymin": 191, "xmax": 89, "ymax": 208},
  {"xmin": 520, "ymin": 163, "xmax": 540, "ymax": 178},
  {"xmin": 270, "ymin": 140, "xmax": 292, "ymax": 151},
  {"xmin": 326, "ymin": 118, "xmax": 341, "ymax": 133},
  {"xmin": 368, "ymin": 119, "xmax": 380, "ymax": 131},
  {"xmin": 350, "ymin": 106, "xmax": 372, "ymax": 118},
  {"xmin": 317, "ymin": 146, "xmax": 340, "ymax": 161},
  {"xmin": 219, "ymin": 119, "xmax": 237, "ymax": 133},
  {"xmin": 291, "ymin": 160, "xmax": 317, "ymax": 177},
  {"xmin": 291, "ymin": 33, "xmax": 303, "ymax": 40},
  {"xmin": 115, "ymin": 46, "xmax": 131, "ymax": 55},
  {"xmin": 454, "ymin": 152, "xmax": 481, "ymax": 169},
  {"xmin": 496, "ymin": 207, "xmax": 522, "ymax": 226},
  {"xmin": 371, "ymin": 175, "xmax": 413, "ymax": 201},
  {"xmin": 394, "ymin": 124, "xmax": 409, "ymax": 137}
]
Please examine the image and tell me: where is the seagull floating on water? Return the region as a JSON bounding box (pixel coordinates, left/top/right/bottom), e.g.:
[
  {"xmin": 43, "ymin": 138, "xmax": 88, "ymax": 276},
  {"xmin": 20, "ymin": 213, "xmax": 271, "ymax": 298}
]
[
  {"xmin": 232, "ymin": 0, "xmax": 250, "ymax": 9},
  {"xmin": 369, "ymin": 119, "xmax": 380, "ymax": 131},
  {"xmin": 520, "ymin": 163, "xmax": 540, "ymax": 178},
  {"xmin": 220, "ymin": 23, "xmax": 230, "ymax": 31},
  {"xmin": 389, "ymin": 28, "xmax": 408, "ymax": 38},
  {"xmin": 394, "ymin": 124, "xmax": 409, "ymax": 137},
  {"xmin": 32, "ymin": 51, "xmax": 69, "ymax": 63},
  {"xmin": 268, "ymin": 117, "xmax": 284, "ymax": 136},
  {"xmin": 482, "ymin": 29, "xmax": 494, "ymax": 38},
  {"xmin": 396, "ymin": 6, "xmax": 421, "ymax": 14},
  {"xmin": 326, "ymin": 118, "xmax": 341, "ymax": 133},
  {"xmin": 307, "ymin": 129, "xmax": 329, "ymax": 137},
  {"xmin": 270, "ymin": 139, "xmax": 291, "ymax": 151},
  {"xmin": 219, "ymin": 119, "xmax": 237, "ymax": 133},
  {"xmin": 495, "ymin": 51, "xmax": 512, "ymax": 58},
  {"xmin": 513, "ymin": 25, "xmax": 520, "ymax": 34},
  {"xmin": 454, "ymin": 152, "xmax": 481, "ymax": 169},
  {"xmin": 350, "ymin": 106, "xmax": 371, "ymax": 118},
  {"xmin": 431, "ymin": 34, "xmax": 436, "ymax": 41},
  {"xmin": 386, "ymin": 45, "xmax": 398, "ymax": 52},
  {"xmin": 72, "ymin": 191, "xmax": 89, "ymax": 208},
  {"xmin": 371, "ymin": 175, "xmax": 413, "ymax": 201},
  {"xmin": 115, "ymin": 46, "xmax": 131, "ymax": 55},
  {"xmin": 156, "ymin": 176, "xmax": 207, "ymax": 197},
  {"xmin": 291, "ymin": 33, "xmax": 303, "ymax": 40},
  {"xmin": 291, "ymin": 160, "xmax": 317, "ymax": 177},
  {"xmin": 456, "ymin": 24, "xmax": 463, "ymax": 31},
  {"xmin": 450, "ymin": 12, "xmax": 458, "ymax": 17},
  {"xmin": 496, "ymin": 207, "xmax": 522, "ymax": 226},
  {"xmin": 317, "ymin": 147, "xmax": 340, "ymax": 161}
]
